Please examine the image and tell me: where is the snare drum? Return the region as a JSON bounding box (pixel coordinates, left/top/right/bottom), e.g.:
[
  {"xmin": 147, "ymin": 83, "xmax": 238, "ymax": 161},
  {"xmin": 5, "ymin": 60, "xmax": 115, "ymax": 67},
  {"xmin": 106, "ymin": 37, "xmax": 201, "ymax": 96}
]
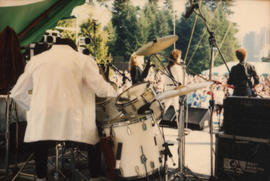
[
  {"xmin": 116, "ymin": 82, "xmax": 163, "ymax": 120},
  {"xmin": 102, "ymin": 114, "xmax": 164, "ymax": 179},
  {"xmin": 96, "ymin": 97, "xmax": 122, "ymax": 125}
]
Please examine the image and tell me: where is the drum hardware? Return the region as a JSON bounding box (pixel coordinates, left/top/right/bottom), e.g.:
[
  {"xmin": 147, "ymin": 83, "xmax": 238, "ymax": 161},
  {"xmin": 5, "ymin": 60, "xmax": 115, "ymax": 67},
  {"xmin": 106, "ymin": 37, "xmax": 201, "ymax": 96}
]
[
  {"xmin": 127, "ymin": 126, "xmax": 131, "ymax": 135},
  {"xmin": 142, "ymin": 122, "xmax": 147, "ymax": 131},
  {"xmin": 0, "ymin": 95, "xmax": 33, "ymax": 180},
  {"xmin": 140, "ymin": 146, "xmax": 149, "ymax": 181},
  {"xmin": 150, "ymin": 161, "xmax": 155, "ymax": 169},
  {"xmin": 154, "ymin": 136, "xmax": 157, "ymax": 146},
  {"xmin": 162, "ymin": 141, "xmax": 176, "ymax": 181},
  {"xmin": 115, "ymin": 142, "xmax": 123, "ymax": 176},
  {"xmin": 53, "ymin": 142, "xmax": 66, "ymax": 180},
  {"xmin": 137, "ymin": 47, "xmax": 197, "ymax": 181},
  {"xmin": 107, "ymin": 62, "xmax": 130, "ymax": 85}
]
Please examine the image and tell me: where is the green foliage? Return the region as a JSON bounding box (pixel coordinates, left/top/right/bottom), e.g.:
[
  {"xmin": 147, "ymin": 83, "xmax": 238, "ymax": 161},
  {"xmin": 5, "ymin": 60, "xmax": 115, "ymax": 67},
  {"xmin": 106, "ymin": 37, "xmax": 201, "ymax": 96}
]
[
  {"xmin": 56, "ymin": 16, "xmax": 110, "ymax": 64},
  {"xmin": 110, "ymin": 0, "xmax": 143, "ymax": 60},
  {"xmin": 56, "ymin": 18, "xmax": 76, "ymax": 41},
  {"xmin": 108, "ymin": 0, "xmax": 174, "ymax": 61},
  {"xmin": 80, "ymin": 18, "xmax": 109, "ymax": 64},
  {"xmin": 175, "ymin": 1, "xmax": 239, "ymax": 74}
]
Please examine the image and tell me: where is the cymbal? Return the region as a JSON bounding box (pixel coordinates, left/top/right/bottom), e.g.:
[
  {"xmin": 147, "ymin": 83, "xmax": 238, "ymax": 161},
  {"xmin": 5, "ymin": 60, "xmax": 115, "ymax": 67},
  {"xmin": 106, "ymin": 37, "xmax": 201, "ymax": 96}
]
[
  {"xmin": 135, "ymin": 35, "xmax": 178, "ymax": 56},
  {"xmin": 155, "ymin": 81, "xmax": 212, "ymax": 101}
]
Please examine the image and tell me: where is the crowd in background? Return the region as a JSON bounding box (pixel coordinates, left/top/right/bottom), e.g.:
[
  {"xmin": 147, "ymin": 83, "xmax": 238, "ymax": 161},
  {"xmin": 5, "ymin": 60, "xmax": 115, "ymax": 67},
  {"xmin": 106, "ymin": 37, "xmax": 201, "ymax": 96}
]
[{"xmin": 109, "ymin": 66, "xmax": 270, "ymax": 109}]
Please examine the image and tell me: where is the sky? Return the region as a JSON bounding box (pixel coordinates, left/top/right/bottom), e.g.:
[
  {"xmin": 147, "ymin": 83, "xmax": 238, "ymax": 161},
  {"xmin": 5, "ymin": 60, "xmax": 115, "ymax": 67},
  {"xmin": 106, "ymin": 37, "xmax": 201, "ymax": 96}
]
[{"xmin": 228, "ymin": 0, "xmax": 270, "ymax": 39}]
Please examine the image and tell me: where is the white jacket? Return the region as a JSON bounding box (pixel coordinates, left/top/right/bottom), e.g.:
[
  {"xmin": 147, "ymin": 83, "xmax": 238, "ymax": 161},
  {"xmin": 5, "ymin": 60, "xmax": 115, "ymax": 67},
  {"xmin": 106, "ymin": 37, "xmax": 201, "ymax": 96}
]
[
  {"xmin": 11, "ymin": 45, "xmax": 116, "ymax": 145},
  {"xmin": 163, "ymin": 64, "xmax": 184, "ymax": 112}
]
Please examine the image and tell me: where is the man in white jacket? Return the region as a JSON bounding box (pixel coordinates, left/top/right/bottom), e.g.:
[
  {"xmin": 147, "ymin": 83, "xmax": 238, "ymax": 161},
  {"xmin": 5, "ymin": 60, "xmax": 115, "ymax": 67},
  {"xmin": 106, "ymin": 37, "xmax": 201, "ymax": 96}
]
[
  {"xmin": 163, "ymin": 49, "xmax": 185, "ymax": 125},
  {"xmin": 11, "ymin": 38, "xmax": 117, "ymax": 181}
]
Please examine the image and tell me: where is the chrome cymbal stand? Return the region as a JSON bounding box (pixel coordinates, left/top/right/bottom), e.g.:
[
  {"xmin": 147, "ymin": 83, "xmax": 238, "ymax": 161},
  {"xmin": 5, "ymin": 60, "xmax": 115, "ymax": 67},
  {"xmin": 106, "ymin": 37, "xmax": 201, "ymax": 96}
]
[
  {"xmin": 151, "ymin": 54, "xmax": 191, "ymax": 181},
  {"xmin": 168, "ymin": 62, "xmax": 190, "ymax": 181},
  {"xmin": 52, "ymin": 142, "xmax": 66, "ymax": 180}
]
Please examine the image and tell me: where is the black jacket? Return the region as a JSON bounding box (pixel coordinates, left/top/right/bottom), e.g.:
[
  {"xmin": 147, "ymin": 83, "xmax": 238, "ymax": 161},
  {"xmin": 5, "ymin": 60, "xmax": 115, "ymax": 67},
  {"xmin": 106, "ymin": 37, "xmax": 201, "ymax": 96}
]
[
  {"xmin": 130, "ymin": 60, "xmax": 151, "ymax": 85},
  {"xmin": 227, "ymin": 62, "xmax": 259, "ymax": 88}
]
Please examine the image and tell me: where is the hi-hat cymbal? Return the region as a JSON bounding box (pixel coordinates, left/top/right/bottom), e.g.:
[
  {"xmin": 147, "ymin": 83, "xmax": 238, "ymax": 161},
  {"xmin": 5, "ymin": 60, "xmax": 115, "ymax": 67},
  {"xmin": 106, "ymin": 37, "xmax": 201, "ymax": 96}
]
[
  {"xmin": 135, "ymin": 35, "xmax": 178, "ymax": 56},
  {"xmin": 155, "ymin": 81, "xmax": 212, "ymax": 101}
]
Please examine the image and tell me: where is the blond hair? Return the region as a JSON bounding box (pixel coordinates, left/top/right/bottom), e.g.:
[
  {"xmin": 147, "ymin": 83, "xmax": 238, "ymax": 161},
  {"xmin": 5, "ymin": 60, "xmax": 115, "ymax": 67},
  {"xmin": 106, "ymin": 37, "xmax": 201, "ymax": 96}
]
[{"xmin": 128, "ymin": 54, "xmax": 139, "ymax": 71}]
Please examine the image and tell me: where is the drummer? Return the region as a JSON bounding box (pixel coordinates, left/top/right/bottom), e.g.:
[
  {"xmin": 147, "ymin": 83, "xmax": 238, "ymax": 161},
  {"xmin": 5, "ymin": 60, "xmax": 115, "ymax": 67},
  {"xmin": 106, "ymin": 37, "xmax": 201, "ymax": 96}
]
[
  {"xmin": 11, "ymin": 38, "xmax": 117, "ymax": 181},
  {"xmin": 128, "ymin": 53, "xmax": 152, "ymax": 85},
  {"xmin": 163, "ymin": 49, "xmax": 186, "ymax": 123}
]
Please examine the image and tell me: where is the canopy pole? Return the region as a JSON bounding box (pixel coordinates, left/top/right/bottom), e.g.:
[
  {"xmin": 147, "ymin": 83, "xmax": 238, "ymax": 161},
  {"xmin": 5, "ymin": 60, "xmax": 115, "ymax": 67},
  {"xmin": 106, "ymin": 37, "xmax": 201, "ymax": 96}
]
[{"xmin": 18, "ymin": 0, "xmax": 66, "ymax": 40}]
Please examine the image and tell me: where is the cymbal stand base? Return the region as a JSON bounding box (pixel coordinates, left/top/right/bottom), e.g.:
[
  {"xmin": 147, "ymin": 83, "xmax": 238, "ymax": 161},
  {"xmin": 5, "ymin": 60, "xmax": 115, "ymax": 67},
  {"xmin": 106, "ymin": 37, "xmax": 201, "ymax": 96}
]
[
  {"xmin": 169, "ymin": 167, "xmax": 206, "ymax": 181},
  {"xmin": 162, "ymin": 142, "xmax": 175, "ymax": 181},
  {"xmin": 208, "ymin": 175, "xmax": 218, "ymax": 181}
]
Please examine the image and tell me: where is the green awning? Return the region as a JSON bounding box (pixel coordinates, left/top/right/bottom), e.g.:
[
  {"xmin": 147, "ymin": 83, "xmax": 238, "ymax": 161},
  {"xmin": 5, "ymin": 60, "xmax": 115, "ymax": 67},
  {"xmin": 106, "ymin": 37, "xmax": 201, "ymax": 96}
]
[{"xmin": 0, "ymin": 0, "xmax": 84, "ymax": 46}]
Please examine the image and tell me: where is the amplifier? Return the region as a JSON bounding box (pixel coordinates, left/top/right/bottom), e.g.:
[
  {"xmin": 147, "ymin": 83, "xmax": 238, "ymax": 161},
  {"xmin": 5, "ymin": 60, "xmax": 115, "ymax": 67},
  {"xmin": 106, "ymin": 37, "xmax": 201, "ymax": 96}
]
[
  {"xmin": 215, "ymin": 133, "xmax": 270, "ymax": 181},
  {"xmin": 223, "ymin": 96, "xmax": 270, "ymax": 138}
]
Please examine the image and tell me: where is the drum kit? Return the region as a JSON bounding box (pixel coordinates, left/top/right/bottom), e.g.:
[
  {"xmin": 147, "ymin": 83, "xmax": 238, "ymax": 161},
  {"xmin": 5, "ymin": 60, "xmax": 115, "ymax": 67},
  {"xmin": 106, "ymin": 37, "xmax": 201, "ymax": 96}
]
[{"xmin": 96, "ymin": 35, "xmax": 212, "ymax": 180}]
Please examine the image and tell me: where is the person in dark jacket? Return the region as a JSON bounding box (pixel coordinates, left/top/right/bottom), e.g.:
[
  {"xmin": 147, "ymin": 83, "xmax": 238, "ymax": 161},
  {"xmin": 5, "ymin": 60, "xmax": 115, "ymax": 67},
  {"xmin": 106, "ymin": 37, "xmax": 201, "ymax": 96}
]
[
  {"xmin": 128, "ymin": 53, "xmax": 152, "ymax": 85},
  {"xmin": 227, "ymin": 48, "xmax": 259, "ymax": 96}
]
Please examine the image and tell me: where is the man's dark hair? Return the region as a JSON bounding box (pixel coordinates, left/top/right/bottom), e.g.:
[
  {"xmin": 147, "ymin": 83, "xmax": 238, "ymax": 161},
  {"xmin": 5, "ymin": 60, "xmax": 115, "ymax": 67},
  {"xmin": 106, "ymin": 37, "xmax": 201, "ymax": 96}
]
[
  {"xmin": 55, "ymin": 37, "xmax": 78, "ymax": 51},
  {"xmin": 236, "ymin": 48, "xmax": 247, "ymax": 62}
]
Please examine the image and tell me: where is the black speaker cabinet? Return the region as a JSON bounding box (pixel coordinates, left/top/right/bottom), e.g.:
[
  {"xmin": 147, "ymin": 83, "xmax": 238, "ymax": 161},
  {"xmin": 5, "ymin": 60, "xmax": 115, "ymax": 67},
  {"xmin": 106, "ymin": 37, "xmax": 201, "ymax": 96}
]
[
  {"xmin": 187, "ymin": 107, "xmax": 210, "ymax": 130},
  {"xmin": 215, "ymin": 133, "xmax": 270, "ymax": 181},
  {"xmin": 160, "ymin": 106, "xmax": 210, "ymax": 130},
  {"xmin": 223, "ymin": 96, "xmax": 270, "ymax": 138}
]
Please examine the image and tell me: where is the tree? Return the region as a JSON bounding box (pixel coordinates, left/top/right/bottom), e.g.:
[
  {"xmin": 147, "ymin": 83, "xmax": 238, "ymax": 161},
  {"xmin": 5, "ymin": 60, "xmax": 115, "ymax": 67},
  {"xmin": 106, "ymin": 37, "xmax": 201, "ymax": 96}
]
[
  {"xmin": 80, "ymin": 18, "xmax": 109, "ymax": 64},
  {"xmin": 142, "ymin": 2, "xmax": 174, "ymax": 60},
  {"xmin": 56, "ymin": 18, "xmax": 76, "ymax": 41},
  {"xmin": 108, "ymin": 0, "xmax": 175, "ymax": 62},
  {"xmin": 110, "ymin": 0, "xmax": 147, "ymax": 60},
  {"xmin": 175, "ymin": 1, "xmax": 239, "ymax": 74}
]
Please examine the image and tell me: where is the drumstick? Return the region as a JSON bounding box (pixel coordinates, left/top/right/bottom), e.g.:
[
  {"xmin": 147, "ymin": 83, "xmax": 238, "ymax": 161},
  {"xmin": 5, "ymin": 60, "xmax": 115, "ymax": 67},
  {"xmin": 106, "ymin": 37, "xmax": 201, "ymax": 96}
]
[{"xmin": 115, "ymin": 142, "xmax": 123, "ymax": 171}]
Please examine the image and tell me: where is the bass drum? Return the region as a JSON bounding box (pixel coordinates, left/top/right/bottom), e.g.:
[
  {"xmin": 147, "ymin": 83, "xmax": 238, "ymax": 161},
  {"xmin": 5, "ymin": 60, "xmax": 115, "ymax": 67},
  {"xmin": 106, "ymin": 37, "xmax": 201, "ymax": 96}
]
[{"xmin": 102, "ymin": 114, "xmax": 164, "ymax": 179}]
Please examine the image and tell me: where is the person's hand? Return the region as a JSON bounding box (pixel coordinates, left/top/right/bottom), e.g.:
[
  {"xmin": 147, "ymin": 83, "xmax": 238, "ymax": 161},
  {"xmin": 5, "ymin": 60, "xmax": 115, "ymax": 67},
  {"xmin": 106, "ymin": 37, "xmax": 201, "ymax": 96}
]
[{"xmin": 227, "ymin": 84, "xmax": 234, "ymax": 89}]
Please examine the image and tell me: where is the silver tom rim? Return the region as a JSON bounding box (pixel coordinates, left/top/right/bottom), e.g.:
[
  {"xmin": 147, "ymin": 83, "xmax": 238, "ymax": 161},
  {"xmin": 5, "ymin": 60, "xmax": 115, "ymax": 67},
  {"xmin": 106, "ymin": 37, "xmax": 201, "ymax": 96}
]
[
  {"xmin": 116, "ymin": 82, "xmax": 151, "ymax": 107},
  {"xmin": 102, "ymin": 114, "xmax": 153, "ymax": 128}
]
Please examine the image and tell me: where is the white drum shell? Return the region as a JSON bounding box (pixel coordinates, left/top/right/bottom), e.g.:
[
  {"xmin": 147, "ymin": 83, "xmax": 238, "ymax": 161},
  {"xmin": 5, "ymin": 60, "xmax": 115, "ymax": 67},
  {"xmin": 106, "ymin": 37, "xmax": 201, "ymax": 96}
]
[{"xmin": 103, "ymin": 115, "xmax": 163, "ymax": 178}]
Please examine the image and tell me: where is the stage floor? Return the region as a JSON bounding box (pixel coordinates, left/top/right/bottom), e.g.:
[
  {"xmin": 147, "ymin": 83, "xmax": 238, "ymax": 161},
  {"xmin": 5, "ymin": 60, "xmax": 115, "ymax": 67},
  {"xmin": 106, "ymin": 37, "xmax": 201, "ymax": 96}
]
[{"xmin": 1, "ymin": 125, "xmax": 219, "ymax": 181}]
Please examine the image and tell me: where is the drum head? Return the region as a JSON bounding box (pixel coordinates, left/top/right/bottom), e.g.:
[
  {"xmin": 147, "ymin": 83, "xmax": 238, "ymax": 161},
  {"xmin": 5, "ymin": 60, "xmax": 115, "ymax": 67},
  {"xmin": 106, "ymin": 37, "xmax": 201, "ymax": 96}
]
[{"xmin": 116, "ymin": 82, "xmax": 151, "ymax": 106}]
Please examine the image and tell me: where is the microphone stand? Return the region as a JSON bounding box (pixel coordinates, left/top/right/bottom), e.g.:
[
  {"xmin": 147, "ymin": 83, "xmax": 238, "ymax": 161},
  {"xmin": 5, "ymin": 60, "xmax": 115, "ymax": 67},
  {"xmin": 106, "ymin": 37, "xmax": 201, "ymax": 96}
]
[
  {"xmin": 92, "ymin": 19, "xmax": 97, "ymax": 59},
  {"xmin": 193, "ymin": 4, "xmax": 230, "ymax": 181},
  {"xmin": 108, "ymin": 63, "xmax": 130, "ymax": 86},
  {"xmin": 152, "ymin": 54, "xmax": 179, "ymax": 86}
]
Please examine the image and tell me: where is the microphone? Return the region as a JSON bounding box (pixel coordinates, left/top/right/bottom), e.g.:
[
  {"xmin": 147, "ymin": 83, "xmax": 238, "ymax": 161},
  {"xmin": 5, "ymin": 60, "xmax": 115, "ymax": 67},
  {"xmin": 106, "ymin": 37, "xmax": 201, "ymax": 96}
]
[{"xmin": 184, "ymin": 0, "xmax": 199, "ymax": 18}]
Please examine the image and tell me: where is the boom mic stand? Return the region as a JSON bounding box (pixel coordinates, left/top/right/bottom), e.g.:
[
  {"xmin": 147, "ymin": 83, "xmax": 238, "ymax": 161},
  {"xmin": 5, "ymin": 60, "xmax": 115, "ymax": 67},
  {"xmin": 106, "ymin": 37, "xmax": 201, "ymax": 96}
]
[
  {"xmin": 193, "ymin": 4, "xmax": 230, "ymax": 180},
  {"xmin": 107, "ymin": 63, "xmax": 130, "ymax": 85}
]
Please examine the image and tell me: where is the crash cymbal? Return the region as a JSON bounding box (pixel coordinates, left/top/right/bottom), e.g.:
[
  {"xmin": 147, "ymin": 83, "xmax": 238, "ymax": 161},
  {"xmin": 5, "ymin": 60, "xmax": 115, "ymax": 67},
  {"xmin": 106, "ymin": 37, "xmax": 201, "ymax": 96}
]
[
  {"xmin": 135, "ymin": 35, "xmax": 178, "ymax": 56},
  {"xmin": 155, "ymin": 81, "xmax": 212, "ymax": 100}
]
